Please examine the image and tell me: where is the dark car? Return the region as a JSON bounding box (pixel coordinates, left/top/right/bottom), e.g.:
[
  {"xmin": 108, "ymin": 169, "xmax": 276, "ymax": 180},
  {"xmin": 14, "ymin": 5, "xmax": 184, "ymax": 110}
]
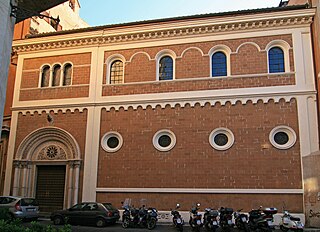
[{"xmin": 50, "ymin": 202, "xmax": 120, "ymax": 227}]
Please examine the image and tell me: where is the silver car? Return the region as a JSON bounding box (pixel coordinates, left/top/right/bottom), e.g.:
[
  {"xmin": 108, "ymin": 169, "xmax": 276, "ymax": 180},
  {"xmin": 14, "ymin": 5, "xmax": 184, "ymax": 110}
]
[{"xmin": 0, "ymin": 196, "xmax": 39, "ymax": 220}]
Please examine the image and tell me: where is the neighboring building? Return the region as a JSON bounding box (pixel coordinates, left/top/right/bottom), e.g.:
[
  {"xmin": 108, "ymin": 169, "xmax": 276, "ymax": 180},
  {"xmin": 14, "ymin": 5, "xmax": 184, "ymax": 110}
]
[
  {"xmin": 4, "ymin": 3, "xmax": 319, "ymax": 224},
  {"xmin": 287, "ymin": 0, "xmax": 320, "ymax": 227},
  {"xmin": 0, "ymin": 0, "xmax": 87, "ymax": 195}
]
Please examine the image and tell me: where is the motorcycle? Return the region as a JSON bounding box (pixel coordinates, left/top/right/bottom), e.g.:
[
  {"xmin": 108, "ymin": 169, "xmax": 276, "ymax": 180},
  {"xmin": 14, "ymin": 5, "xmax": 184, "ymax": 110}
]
[
  {"xmin": 203, "ymin": 208, "xmax": 219, "ymax": 232},
  {"xmin": 219, "ymin": 207, "xmax": 234, "ymax": 232},
  {"xmin": 122, "ymin": 204, "xmax": 158, "ymax": 230},
  {"xmin": 171, "ymin": 203, "xmax": 184, "ymax": 232},
  {"xmin": 248, "ymin": 206, "xmax": 277, "ymax": 232},
  {"xmin": 279, "ymin": 210, "xmax": 304, "ymax": 232},
  {"xmin": 189, "ymin": 203, "xmax": 203, "ymax": 232},
  {"xmin": 234, "ymin": 209, "xmax": 249, "ymax": 232}
]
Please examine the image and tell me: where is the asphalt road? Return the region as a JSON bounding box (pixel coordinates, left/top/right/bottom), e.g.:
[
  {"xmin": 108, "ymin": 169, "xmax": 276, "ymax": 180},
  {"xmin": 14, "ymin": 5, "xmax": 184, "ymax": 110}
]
[
  {"xmin": 22, "ymin": 219, "xmax": 301, "ymax": 232},
  {"xmin": 23, "ymin": 218, "xmax": 184, "ymax": 231}
]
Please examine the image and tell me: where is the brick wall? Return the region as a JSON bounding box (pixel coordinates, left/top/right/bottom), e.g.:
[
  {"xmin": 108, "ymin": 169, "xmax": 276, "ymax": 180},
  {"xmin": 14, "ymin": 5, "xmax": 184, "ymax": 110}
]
[
  {"xmin": 176, "ymin": 48, "xmax": 209, "ymax": 78},
  {"xmin": 19, "ymin": 53, "xmax": 91, "ymax": 101},
  {"xmin": 102, "ymin": 74, "xmax": 295, "ymax": 96},
  {"xmin": 14, "ymin": 110, "xmax": 88, "ymax": 201},
  {"xmin": 97, "ymin": 99, "xmax": 301, "ymax": 210},
  {"xmin": 97, "ymin": 193, "xmax": 303, "ymax": 212},
  {"xmin": 102, "ymin": 34, "xmax": 294, "ymax": 96},
  {"xmin": 19, "ymin": 86, "xmax": 89, "ymax": 101},
  {"xmin": 15, "ymin": 110, "xmax": 87, "ymax": 158}
]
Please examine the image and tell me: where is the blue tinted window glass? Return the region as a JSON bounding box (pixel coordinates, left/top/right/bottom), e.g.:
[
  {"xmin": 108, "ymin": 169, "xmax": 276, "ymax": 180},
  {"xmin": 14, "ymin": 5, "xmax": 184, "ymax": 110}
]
[
  {"xmin": 159, "ymin": 56, "xmax": 173, "ymax": 80},
  {"xmin": 268, "ymin": 47, "xmax": 285, "ymax": 73},
  {"xmin": 212, "ymin": 52, "xmax": 227, "ymax": 77}
]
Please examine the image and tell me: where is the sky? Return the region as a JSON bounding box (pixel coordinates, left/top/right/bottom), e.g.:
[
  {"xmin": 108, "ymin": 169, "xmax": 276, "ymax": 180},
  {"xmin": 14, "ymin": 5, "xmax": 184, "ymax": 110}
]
[{"xmin": 79, "ymin": 0, "xmax": 282, "ymax": 26}]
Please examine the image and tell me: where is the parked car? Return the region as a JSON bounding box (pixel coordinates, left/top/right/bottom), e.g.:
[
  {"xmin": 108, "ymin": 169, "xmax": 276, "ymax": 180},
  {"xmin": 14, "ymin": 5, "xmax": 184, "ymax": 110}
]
[
  {"xmin": 50, "ymin": 202, "xmax": 120, "ymax": 227},
  {"xmin": 0, "ymin": 196, "xmax": 39, "ymax": 220}
]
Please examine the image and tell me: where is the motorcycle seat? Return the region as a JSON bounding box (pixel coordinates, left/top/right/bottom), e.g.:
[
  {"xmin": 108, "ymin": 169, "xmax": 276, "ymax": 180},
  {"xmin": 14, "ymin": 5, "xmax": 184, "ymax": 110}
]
[{"xmin": 290, "ymin": 216, "xmax": 300, "ymax": 221}]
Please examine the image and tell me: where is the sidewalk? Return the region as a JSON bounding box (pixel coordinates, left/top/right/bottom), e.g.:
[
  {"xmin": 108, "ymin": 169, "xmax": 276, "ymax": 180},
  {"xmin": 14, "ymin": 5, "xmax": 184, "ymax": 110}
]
[{"xmin": 38, "ymin": 213, "xmax": 320, "ymax": 231}]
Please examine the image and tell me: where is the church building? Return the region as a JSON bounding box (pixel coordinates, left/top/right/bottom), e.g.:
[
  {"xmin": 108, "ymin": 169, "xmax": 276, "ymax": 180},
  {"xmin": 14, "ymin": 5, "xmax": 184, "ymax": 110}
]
[{"xmin": 4, "ymin": 3, "xmax": 318, "ymax": 223}]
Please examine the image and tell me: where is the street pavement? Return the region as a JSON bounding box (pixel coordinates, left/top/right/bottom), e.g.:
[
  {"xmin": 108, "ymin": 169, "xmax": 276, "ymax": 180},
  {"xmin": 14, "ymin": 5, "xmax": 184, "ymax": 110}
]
[{"xmin": 22, "ymin": 218, "xmax": 320, "ymax": 232}]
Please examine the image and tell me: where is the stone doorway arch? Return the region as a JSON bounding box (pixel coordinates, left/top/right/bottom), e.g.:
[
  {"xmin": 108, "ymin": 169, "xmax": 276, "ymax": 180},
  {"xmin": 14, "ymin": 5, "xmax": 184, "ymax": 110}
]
[{"xmin": 13, "ymin": 127, "xmax": 81, "ymax": 209}]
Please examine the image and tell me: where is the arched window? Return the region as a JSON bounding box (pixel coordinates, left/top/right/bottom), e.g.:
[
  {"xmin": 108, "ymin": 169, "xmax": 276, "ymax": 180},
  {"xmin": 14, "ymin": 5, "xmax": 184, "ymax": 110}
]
[
  {"xmin": 63, "ymin": 63, "xmax": 72, "ymax": 86},
  {"xmin": 159, "ymin": 56, "xmax": 173, "ymax": 80},
  {"xmin": 52, "ymin": 64, "xmax": 61, "ymax": 87},
  {"xmin": 110, "ymin": 60, "xmax": 123, "ymax": 84},
  {"xmin": 268, "ymin": 47, "xmax": 285, "ymax": 73},
  {"xmin": 41, "ymin": 65, "xmax": 50, "ymax": 87},
  {"xmin": 212, "ymin": 52, "xmax": 227, "ymax": 77}
]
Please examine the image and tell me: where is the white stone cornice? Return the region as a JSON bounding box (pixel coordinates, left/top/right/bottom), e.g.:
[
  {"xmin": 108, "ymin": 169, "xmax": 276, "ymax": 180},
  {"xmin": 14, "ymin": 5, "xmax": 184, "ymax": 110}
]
[
  {"xmin": 12, "ymin": 9, "xmax": 315, "ymax": 53},
  {"xmin": 96, "ymin": 187, "xmax": 304, "ymax": 194},
  {"xmin": 13, "ymin": 90, "xmax": 316, "ymax": 115}
]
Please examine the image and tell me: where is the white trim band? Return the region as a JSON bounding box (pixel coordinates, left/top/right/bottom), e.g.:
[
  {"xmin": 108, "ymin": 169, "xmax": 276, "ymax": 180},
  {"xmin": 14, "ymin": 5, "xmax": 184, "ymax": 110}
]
[{"xmin": 96, "ymin": 188, "xmax": 303, "ymax": 194}]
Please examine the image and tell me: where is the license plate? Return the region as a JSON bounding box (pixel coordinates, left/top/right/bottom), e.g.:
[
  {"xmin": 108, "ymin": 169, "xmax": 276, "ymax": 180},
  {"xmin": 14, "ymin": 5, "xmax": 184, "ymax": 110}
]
[
  {"xmin": 176, "ymin": 218, "xmax": 181, "ymax": 224},
  {"xmin": 228, "ymin": 220, "xmax": 232, "ymax": 225},
  {"xmin": 242, "ymin": 217, "xmax": 247, "ymax": 222},
  {"xmin": 27, "ymin": 208, "xmax": 35, "ymax": 212},
  {"xmin": 197, "ymin": 220, "xmax": 201, "ymax": 225},
  {"xmin": 212, "ymin": 221, "xmax": 218, "ymax": 225}
]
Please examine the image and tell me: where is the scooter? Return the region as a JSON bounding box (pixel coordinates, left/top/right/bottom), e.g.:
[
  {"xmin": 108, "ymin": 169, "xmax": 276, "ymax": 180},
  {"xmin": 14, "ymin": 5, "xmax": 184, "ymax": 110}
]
[
  {"xmin": 248, "ymin": 206, "xmax": 277, "ymax": 232},
  {"xmin": 234, "ymin": 209, "xmax": 249, "ymax": 232},
  {"xmin": 189, "ymin": 203, "xmax": 203, "ymax": 232},
  {"xmin": 203, "ymin": 208, "xmax": 219, "ymax": 232},
  {"xmin": 219, "ymin": 207, "xmax": 234, "ymax": 232},
  {"xmin": 279, "ymin": 210, "xmax": 304, "ymax": 232},
  {"xmin": 171, "ymin": 203, "xmax": 184, "ymax": 232},
  {"xmin": 122, "ymin": 204, "xmax": 158, "ymax": 230}
]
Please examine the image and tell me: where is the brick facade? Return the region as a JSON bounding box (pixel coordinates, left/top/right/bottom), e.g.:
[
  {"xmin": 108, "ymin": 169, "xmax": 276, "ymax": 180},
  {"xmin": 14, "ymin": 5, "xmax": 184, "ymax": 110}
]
[
  {"xmin": 19, "ymin": 53, "xmax": 91, "ymax": 101},
  {"xmin": 97, "ymin": 100, "xmax": 302, "ymax": 211}
]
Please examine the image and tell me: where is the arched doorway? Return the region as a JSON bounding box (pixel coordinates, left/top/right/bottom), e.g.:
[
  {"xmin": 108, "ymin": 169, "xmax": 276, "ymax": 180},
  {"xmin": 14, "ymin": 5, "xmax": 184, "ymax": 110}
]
[{"xmin": 12, "ymin": 127, "xmax": 81, "ymax": 211}]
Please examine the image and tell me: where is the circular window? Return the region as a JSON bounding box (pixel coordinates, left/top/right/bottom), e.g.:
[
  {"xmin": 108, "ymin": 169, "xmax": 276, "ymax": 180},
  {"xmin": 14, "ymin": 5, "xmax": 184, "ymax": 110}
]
[
  {"xmin": 209, "ymin": 128, "xmax": 234, "ymax": 151},
  {"xmin": 269, "ymin": 126, "xmax": 296, "ymax": 149},
  {"xmin": 101, "ymin": 131, "xmax": 123, "ymax": 152},
  {"xmin": 46, "ymin": 146, "xmax": 58, "ymax": 159},
  {"xmin": 153, "ymin": 129, "xmax": 176, "ymax": 152}
]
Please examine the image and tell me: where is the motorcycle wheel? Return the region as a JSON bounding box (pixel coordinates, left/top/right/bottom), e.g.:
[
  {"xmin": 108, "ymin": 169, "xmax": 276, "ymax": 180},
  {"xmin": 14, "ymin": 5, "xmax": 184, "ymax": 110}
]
[
  {"xmin": 261, "ymin": 227, "xmax": 272, "ymax": 232},
  {"xmin": 191, "ymin": 226, "xmax": 200, "ymax": 232},
  {"xmin": 122, "ymin": 218, "xmax": 130, "ymax": 228},
  {"xmin": 222, "ymin": 226, "xmax": 231, "ymax": 232},
  {"xmin": 243, "ymin": 223, "xmax": 250, "ymax": 232},
  {"xmin": 280, "ymin": 225, "xmax": 289, "ymax": 232},
  {"xmin": 177, "ymin": 224, "xmax": 184, "ymax": 232},
  {"xmin": 147, "ymin": 218, "xmax": 157, "ymax": 230}
]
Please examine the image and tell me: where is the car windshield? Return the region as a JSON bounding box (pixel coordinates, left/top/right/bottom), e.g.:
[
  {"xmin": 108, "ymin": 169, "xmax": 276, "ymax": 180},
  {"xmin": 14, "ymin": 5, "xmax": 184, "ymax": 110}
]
[
  {"xmin": 20, "ymin": 198, "xmax": 39, "ymax": 206},
  {"xmin": 102, "ymin": 203, "xmax": 117, "ymax": 211}
]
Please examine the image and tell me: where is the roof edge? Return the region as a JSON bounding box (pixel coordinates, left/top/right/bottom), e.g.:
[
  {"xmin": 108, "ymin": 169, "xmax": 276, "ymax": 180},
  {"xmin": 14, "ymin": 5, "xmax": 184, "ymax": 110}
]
[{"xmin": 25, "ymin": 4, "xmax": 310, "ymax": 39}]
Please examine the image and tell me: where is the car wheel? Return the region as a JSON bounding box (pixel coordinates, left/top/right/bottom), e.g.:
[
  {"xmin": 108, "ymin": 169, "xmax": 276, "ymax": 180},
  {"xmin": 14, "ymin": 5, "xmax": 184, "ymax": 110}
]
[
  {"xmin": 95, "ymin": 218, "xmax": 106, "ymax": 227},
  {"xmin": 53, "ymin": 216, "xmax": 64, "ymax": 225}
]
